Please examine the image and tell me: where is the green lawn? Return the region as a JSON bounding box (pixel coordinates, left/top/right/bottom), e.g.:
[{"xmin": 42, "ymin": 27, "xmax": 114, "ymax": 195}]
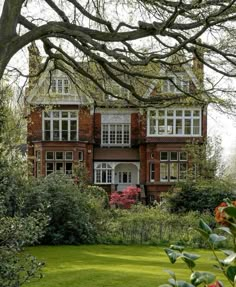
[{"xmin": 24, "ymin": 245, "xmax": 226, "ymax": 287}]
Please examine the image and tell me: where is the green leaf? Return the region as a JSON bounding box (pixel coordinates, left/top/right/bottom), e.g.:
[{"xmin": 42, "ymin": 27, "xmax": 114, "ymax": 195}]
[
  {"xmin": 209, "ymin": 234, "xmax": 226, "ymax": 244},
  {"xmin": 170, "ymin": 245, "xmax": 185, "ymax": 252},
  {"xmin": 165, "ymin": 248, "xmax": 180, "ymax": 264},
  {"xmin": 223, "ymin": 253, "xmax": 236, "ymax": 265},
  {"xmin": 190, "ymin": 271, "xmax": 216, "ymax": 286},
  {"xmin": 199, "ymin": 219, "xmax": 212, "ymax": 235},
  {"xmin": 226, "ymin": 266, "xmax": 236, "ymax": 282},
  {"xmin": 182, "ymin": 252, "xmax": 200, "ymax": 261},
  {"xmin": 224, "ymin": 207, "xmax": 236, "ymax": 218},
  {"xmin": 218, "ymin": 226, "xmax": 232, "ymax": 235},
  {"xmin": 181, "ymin": 256, "xmax": 196, "ymax": 269},
  {"xmin": 164, "ymin": 270, "xmax": 176, "ymax": 280}
]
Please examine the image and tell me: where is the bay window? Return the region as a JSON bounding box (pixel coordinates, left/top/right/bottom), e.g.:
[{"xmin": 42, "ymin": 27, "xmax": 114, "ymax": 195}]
[{"xmin": 148, "ymin": 108, "xmax": 201, "ymax": 136}]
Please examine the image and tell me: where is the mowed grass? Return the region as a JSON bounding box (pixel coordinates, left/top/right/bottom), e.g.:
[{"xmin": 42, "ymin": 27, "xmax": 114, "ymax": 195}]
[{"xmin": 25, "ymin": 245, "xmax": 226, "ymax": 287}]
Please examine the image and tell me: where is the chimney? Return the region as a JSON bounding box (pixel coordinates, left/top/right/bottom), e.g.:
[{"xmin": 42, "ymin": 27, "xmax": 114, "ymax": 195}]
[
  {"xmin": 28, "ymin": 42, "xmax": 42, "ymax": 91},
  {"xmin": 192, "ymin": 42, "xmax": 204, "ymax": 85}
]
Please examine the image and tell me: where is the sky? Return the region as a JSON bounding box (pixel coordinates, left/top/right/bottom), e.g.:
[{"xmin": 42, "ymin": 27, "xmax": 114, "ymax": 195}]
[{"xmin": 208, "ymin": 109, "xmax": 236, "ymax": 159}]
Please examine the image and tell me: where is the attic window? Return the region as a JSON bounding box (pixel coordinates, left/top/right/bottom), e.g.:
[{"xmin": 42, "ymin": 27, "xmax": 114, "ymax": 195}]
[
  {"xmin": 162, "ymin": 74, "xmax": 189, "ymax": 94},
  {"xmin": 51, "ymin": 78, "xmax": 69, "ymax": 94}
]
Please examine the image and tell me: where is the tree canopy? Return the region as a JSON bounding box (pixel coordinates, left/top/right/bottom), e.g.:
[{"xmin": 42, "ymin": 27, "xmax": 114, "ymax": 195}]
[{"xmin": 1, "ymin": 0, "xmax": 236, "ymax": 108}]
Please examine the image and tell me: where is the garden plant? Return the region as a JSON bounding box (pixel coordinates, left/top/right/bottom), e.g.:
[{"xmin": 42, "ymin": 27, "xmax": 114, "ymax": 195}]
[{"xmin": 161, "ymin": 199, "xmax": 236, "ymax": 287}]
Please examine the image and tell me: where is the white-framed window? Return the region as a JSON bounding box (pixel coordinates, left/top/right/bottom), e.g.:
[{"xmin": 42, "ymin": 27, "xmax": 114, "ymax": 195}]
[
  {"xmin": 104, "ymin": 80, "xmax": 130, "ymax": 101},
  {"xmin": 118, "ymin": 171, "xmax": 132, "ymax": 183},
  {"xmin": 94, "ymin": 163, "xmax": 112, "ymax": 184},
  {"xmin": 51, "ymin": 78, "xmax": 69, "ymax": 94},
  {"xmin": 149, "ymin": 162, "xmax": 155, "ymax": 182},
  {"xmin": 102, "ymin": 124, "xmax": 130, "ymax": 146},
  {"xmin": 160, "ymin": 151, "xmax": 188, "ymax": 182},
  {"xmin": 78, "ymin": 151, "xmax": 84, "ymax": 161},
  {"xmin": 161, "ymin": 74, "xmax": 189, "ymax": 94},
  {"xmin": 147, "ymin": 108, "xmax": 201, "ymax": 136},
  {"xmin": 45, "ymin": 151, "xmax": 73, "ymax": 176},
  {"xmin": 43, "ymin": 111, "xmax": 78, "ymax": 141}
]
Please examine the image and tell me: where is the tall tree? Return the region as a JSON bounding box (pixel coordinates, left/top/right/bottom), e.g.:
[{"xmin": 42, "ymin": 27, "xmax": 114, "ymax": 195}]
[{"xmin": 1, "ymin": 0, "xmax": 236, "ymax": 107}]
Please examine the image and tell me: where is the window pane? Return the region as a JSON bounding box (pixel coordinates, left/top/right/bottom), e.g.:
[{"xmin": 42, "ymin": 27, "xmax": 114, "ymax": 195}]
[
  {"xmin": 123, "ymin": 125, "xmax": 130, "ymax": 144},
  {"xmin": 180, "ymin": 152, "xmax": 187, "ymax": 161},
  {"xmin": 149, "ymin": 118, "xmax": 156, "ymax": 134},
  {"xmin": 56, "ymin": 152, "xmax": 63, "ymax": 160},
  {"xmin": 53, "ymin": 120, "xmax": 59, "ymax": 130},
  {"xmin": 158, "ymin": 110, "xmax": 165, "ymax": 117},
  {"xmin": 44, "ymin": 120, "xmax": 50, "ymax": 130},
  {"xmin": 167, "ymin": 119, "xmax": 173, "ymax": 134},
  {"xmin": 176, "ymin": 119, "xmax": 182, "ymax": 135},
  {"xmin": 45, "ymin": 131, "xmax": 51, "ymax": 140},
  {"xmin": 170, "ymin": 152, "xmax": 178, "ymax": 161},
  {"xmin": 65, "ymin": 163, "xmax": 73, "ymax": 175},
  {"xmin": 62, "ymin": 112, "xmax": 68, "ymax": 118},
  {"xmin": 70, "ymin": 131, "xmax": 77, "ymax": 141},
  {"xmin": 179, "ymin": 163, "xmax": 187, "ymax": 180},
  {"xmin": 55, "ymin": 162, "xmax": 63, "ymax": 172},
  {"xmin": 193, "ymin": 110, "xmax": 200, "ymax": 117},
  {"xmin": 65, "ymin": 152, "xmax": 73, "ymax": 160},
  {"xmin": 117, "ymin": 125, "xmax": 122, "ymax": 144},
  {"xmin": 110, "ymin": 125, "xmax": 116, "ymax": 144},
  {"xmin": 170, "ymin": 163, "xmax": 178, "ymax": 181},
  {"xmin": 176, "ymin": 110, "xmax": 182, "ymax": 117},
  {"xmin": 160, "ymin": 152, "xmax": 168, "ymax": 161},
  {"xmin": 44, "ymin": 111, "xmax": 51, "ymax": 118},
  {"xmin": 46, "ymin": 162, "xmax": 54, "ymax": 175},
  {"xmin": 160, "ymin": 163, "xmax": 168, "ymax": 181},
  {"xmin": 46, "ymin": 152, "xmax": 54, "ymax": 160},
  {"xmin": 53, "ymin": 131, "xmax": 60, "ymax": 140},
  {"xmin": 193, "ymin": 119, "xmax": 200, "ymax": 135},
  {"xmin": 53, "ymin": 111, "xmax": 59, "ymax": 118},
  {"xmin": 167, "ymin": 110, "xmax": 174, "ymax": 117},
  {"xmin": 102, "ymin": 124, "xmax": 108, "ymax": 144},
  {"xmin": 184, "ymin": 110, "xmax": 191, "ymax": 117},
  {"xmin": 62, "ymin": 131, "xmax": 68, "ymax": 140},
  {"xmin": 184, "ymin": 119, "xmax": 191, "ymax": 135},
  {"xmin": 158, "ymin": 119, "xmax": 165, "ymax": 134},
  {"xmin": 70, "ymin": 120, "xmax": 77, "ymax": 130},
  {"xmin": 70, "ymin": 112, "xmax": 77, "ymax": 118}
]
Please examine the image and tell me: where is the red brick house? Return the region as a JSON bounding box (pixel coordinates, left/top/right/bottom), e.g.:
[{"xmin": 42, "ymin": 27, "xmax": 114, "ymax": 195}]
[{"xmin": 26, "ymin": 43, "xmax": 207, "ymax": 203}]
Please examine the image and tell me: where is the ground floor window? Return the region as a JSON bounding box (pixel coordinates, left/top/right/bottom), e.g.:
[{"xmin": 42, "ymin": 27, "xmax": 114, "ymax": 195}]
[
  {"xmin": 45, "ymin": 151, "xmax": 73, "ymax": 176},
  {"xmin": 94, "ymin": 163, "xmax": 112, "ymax": 184},
  {"xmin": 160, "ymin": 151, "xmax": 188, "ymax": 182}
]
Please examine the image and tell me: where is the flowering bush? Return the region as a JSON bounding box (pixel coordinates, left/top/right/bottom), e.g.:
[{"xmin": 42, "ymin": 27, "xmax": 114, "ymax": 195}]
[
  {"xmin": 109, "ymin": 186, "xmax": 141, "ymax": 209},
  {"xmin": 160, "ymin": 199, "xmax": 236, "ymax": 287}
]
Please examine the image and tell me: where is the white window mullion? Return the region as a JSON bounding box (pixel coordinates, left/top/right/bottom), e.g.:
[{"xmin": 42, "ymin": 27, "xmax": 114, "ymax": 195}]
[{"xmin": 50, "ymin": 118, "xmax": 53, "ymax": 141}]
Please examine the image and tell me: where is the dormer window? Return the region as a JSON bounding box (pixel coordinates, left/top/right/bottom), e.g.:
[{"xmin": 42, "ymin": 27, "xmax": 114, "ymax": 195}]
[
  {"xmin": 51, "ymin": 78, "xmax": 69, "ymax": 94},
  {"xmin": 162, "ymin": 74, "xmax": 189, "ymax": 94}
]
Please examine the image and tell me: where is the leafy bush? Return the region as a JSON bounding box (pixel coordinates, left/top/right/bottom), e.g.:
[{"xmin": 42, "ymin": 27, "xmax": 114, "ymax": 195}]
[
  {"xmin": 23, "ymin": 173, "xmax": 110, "ymax": 245},
  {"xmin": 163, "ymin": 180, "xmax": 236, "ymax": 214}
]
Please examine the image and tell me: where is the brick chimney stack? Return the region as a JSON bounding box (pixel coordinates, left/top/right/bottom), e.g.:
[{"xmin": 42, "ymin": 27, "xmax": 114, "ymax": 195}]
[
  {"xmin": 192, "ymin": 43, "xmax": 204, "ymax": 85},
  {"xmin": 28, "ymin": 42, "xmax": 42, "ymax": 91}
]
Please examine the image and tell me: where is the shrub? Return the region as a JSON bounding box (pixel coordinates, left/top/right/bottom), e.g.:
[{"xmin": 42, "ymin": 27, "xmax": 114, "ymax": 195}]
[
  {"xmin": 109, "ymin": 186, "xmax": 141, "ymax": 208},
  {"xmin": 163, "ymin": 179, "xmax": 236, "ymax": 214},
  {"xmin": 23, "ymin": 173, "xmax": 109, "ymax": 245}
]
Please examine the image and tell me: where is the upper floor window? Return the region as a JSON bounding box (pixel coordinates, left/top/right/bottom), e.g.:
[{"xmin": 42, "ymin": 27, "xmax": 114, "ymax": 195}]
[
  {"xmin": 104, "ymin": 80, "xmax": 130, "ymax": 101},
  {"xmin": 161, "ymin": 74, "xmax": 189, "ymax": 94},
  {"xmin": 101, "ymin": 114, "xmax": 130, "ymax": 146},
  {"xmin": 160, "ymin": 151, "xmax": 188, "ymax": 182},
  {"xmin": 43, "ymin": 111, "xmax": 78, "ymax": 141},
  {"xmin": 147, "ymin": 108, "xmax": 201, "ymax": 137},
  {"xmin": 51, "ymin": 78, "xmax": 69, "ymax": 94}
]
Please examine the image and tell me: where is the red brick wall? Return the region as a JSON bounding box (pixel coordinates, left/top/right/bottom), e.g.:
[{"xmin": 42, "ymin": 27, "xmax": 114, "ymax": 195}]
[
  {"xmin": 27, "ymin": 108, "xmax": 42, "ymax": 142},
  {"xmin": 131, "ymin": 113, "xmax": 139, "ymax": 146},
  {"xmin": 94, "ymin": 113, "xmax": 101, "ymax": 145},
  {"xmin": 79, "ymin": 107, "xmax": 93, "ymax": 142}
]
